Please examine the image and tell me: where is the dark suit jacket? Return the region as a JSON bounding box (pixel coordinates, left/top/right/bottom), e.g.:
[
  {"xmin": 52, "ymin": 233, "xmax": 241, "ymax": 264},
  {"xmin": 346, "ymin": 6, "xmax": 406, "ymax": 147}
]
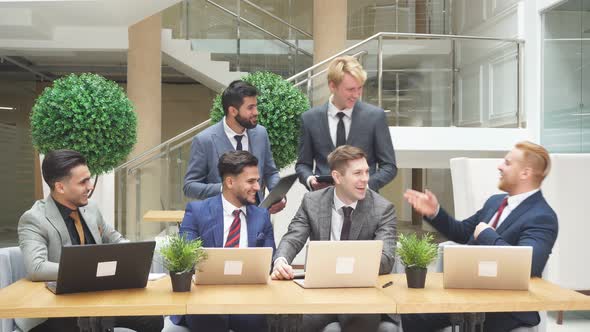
[
  {"xmin": 274, "ymin": 187, "xmax": 397, "ymax": 275},
  {"xmin": 295, "ymin": 101, "xmax": 397, "ymax": 191},
  {"xmin": 171, "ymin": 194, "xmax": 276, "ymax": 326},
  {"xmin": 183, "ymin": 121, "xmax": 280, "ymax": 200},
  {"xmin": 428, "ymin": 191, "xmax": 558, "ymax": 326}
]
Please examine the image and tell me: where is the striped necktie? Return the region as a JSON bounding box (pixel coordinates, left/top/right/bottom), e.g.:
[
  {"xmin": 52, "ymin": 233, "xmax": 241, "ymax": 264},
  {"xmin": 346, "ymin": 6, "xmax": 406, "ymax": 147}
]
[{"xmin": 225, "ymin": 210, "xmax": 241, "ymax": 247}]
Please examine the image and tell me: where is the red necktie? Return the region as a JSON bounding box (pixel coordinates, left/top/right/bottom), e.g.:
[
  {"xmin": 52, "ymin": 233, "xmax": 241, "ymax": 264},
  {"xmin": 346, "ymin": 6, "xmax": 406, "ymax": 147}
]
[
  {"xmin": 225, "ymin": 210, "xmax": 241, "ymax": 247},
  {"xmin": 490, "ymin": 197, "xmax": 509, "ymax": 229}
]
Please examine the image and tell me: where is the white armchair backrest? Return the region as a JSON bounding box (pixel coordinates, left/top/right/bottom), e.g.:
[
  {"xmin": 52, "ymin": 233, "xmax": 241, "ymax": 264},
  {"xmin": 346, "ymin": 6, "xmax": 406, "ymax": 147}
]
[{"xmin": 449, "ymin": 157, "xmax": 504, "ymax": 220}]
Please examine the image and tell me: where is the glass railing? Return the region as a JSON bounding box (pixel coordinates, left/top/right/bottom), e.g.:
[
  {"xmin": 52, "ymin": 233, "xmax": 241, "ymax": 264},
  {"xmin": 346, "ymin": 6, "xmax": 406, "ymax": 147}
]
[
  {"xmin": 163, "ymin": 0, "xmax": 313, "ymax": 77},
  {"xmin": 115, "ymin": 32, "xmax": 524, "ymax": 240},
  {"xmin": 289, "ymin": 32, "xmax": 524, "ymax": 128}
]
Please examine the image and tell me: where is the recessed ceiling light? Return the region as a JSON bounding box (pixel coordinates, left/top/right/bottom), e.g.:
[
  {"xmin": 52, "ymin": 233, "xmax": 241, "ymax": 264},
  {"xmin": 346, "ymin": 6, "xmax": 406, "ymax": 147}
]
[{"xmin": 0, "ymin": 106, "xmax": 16, "ymax": 111}]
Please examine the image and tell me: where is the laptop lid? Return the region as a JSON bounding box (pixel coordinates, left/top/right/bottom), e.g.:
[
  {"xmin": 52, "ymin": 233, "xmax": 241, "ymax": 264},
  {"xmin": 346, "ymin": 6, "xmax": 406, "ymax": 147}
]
[
  {"xmin": 294, "ymin": 240, "xmax": 383, "ymax": 288},
  {"xmin": 259, "ymin": 173, "xmax": 298, "ymax": 209},
  {"xmin": 50, "ymin": 241, "xmax": 155, "ymax": 294},
  {"xmin": 443, "ymin": 245, "xmax": 532, "ymax": 290},
  {"xmin": 194, "ymin": 247, "xmax": 272, "ymax": 285}
]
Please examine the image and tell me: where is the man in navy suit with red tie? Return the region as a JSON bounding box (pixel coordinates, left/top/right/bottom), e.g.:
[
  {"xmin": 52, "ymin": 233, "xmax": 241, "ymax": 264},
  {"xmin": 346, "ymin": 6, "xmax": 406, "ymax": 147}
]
[
  {"xmin": 171, "ymin": 150, "xmax": 275, "ymax": 332},
  {"xmin": 402, "ymin": 141, "xmax": 558, "ymax": 332}
]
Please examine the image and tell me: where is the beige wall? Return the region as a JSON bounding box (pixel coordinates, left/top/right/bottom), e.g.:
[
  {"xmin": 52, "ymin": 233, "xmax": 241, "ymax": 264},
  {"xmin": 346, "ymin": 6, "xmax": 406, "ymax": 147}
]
[{"xmin": 161, "ymin": 83, "xmax": 216, "ymax": 141}]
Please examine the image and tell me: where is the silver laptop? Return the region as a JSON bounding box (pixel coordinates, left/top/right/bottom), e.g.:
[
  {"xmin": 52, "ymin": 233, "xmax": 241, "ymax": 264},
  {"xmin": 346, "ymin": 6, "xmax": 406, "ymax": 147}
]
[
  {"xmin": 194, "ymin": 247, "xmax": 272, "ymax": 285},
  {"xmin": 443, "ymin": 245, "xmax": 533, "ymax": 290},
  {"xmin": 294, "ymin": 240, "xmax": 383, "ymax": 288}
]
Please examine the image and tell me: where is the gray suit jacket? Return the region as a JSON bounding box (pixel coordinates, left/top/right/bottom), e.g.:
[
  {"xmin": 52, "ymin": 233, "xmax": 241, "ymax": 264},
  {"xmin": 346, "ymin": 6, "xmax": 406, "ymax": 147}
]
[
  {"xmin": 274, "ymin": 187, "xmax": 397, "ymax": 274},
  {"xmin": 295, "ymin": 101, "xmax": 397, "ymax": 191},
  {"xmin": 17, "ymin": 195, "xmax": 124, "ymax": 331},
  {"xmin": 183, "ymin": 121, "xmax": 280, "ymax": 200},
  {"xmin": 18, "ymin": 195, "xmax": 124, "ymax": 282}
]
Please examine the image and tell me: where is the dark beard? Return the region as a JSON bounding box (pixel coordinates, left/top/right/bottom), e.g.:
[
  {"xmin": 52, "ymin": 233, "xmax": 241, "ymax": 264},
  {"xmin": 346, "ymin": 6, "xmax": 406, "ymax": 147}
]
[
  {"xmin": 237, "ymin": 194, "xmax": 255, "ymax": 206},
  {"xmin": 235, "ymin": 113, "xmax": 257, "ymax": 129}
]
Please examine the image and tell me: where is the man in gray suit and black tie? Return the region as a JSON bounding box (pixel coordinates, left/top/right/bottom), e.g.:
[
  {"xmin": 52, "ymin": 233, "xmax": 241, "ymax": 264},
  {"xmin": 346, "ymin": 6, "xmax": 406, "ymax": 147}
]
[
  {"xmin": 272, "ymin": 145, "xmax": 397, "ymax": 332},
  {"xmin": 183, "ymin": 80, "xmax": 286, "ymax": 214},
  {"xmin": 18, "ymin": 150, "xmax": 163, "ymax": 332},
  {"xmin": 296, "ymin": 55, "xmax": 397, "ymax": 192}
]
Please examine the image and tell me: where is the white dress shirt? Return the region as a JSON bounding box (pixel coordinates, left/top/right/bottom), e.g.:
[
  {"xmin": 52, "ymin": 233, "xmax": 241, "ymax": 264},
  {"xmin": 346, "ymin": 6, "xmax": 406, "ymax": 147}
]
[
  {"xmin": 221, "ymin": 193, "xmax": 248, "ymax": 248},
  {"xmin": 330, "ymin": 190, "xmax": 358, "ymax": 241},
  {"xmin": 489, "ymin": 188, "xmax": 540, "ymax": 229},
  {"xmin": 327, "ymin": 95, "xmax": 353, "ymax": 147},
  {"xmin": 222, "ymin": 116, "xmax": 249, "ymax": 151},
  {"xmin": 306, "ymin": 96, "xmax": 354, "ymax": 189}
]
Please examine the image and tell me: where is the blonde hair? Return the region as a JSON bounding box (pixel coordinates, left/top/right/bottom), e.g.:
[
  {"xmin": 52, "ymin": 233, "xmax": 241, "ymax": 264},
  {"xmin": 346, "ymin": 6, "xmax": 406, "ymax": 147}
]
[
  {"xmin": 328, "ymin": 145, "xmax": 367, "ymax": 174},
  {"xmin": 327, "ymin": 56, "xmax": 367, "ymax": 86},
  {"xmin": 515, "ymin": 141, "xmax": 551, "ymax": 182}
]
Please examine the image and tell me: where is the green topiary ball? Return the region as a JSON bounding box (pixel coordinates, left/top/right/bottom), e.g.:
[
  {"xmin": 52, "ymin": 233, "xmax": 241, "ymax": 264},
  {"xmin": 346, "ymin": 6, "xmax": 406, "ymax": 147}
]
[
  {"xmin": 30, "ymin": 73, "xmax": 137, "ymax": 176},
  {"xmin": 210, "ymin": 72, "xmax": 310, "ymax": 169}
]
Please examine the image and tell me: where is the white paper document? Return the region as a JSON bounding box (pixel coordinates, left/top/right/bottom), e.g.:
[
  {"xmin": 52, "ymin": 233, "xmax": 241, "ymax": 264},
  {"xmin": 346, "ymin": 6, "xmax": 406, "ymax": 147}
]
[
  {"xmin": 96, "ymin": 261, "xmax": 117, "ymax": 277},
  {"xmin": 224, "ymin": 260, "xmax": 243, "ymax": 275},
  {"xmin": 478, "ymin": 261, "xmax": 498, "ymax": 277},
  {"xmin": 335, "ymin": 257, "xmax": 355, "ymax": 274}
]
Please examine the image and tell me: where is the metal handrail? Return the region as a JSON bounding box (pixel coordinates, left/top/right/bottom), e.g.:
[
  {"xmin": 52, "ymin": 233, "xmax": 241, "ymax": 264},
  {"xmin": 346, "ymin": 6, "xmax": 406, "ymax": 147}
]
[
  {"xmin": 117, "ymin": 32, "xmax": 525, "ymax": 172},
  {"xmin": 286, "ymin": 31, "xmax": 524, "ymax": 82},
  {"xmin": 240, "ymin": 0, "xmax": 312, "ymax": 38},
  {"xmin": 114, "ymin": 119, "xmax": 211, "ymax": 172},
  {"xmin": 204, "ymin": 0, "xmax": 312, "ymax": 57}
]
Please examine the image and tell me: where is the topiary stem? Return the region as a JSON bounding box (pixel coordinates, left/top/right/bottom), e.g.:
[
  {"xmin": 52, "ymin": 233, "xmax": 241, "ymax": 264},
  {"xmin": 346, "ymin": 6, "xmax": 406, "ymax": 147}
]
[{"xmin": 88, "ymin": 175, "xmax": 99, "ymax": 198}]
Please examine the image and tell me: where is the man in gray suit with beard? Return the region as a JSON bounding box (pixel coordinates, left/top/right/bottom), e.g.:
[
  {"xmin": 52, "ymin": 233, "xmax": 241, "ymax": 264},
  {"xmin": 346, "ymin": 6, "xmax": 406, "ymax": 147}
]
[
  {"xmin": 296, "ymin": 56, "xmax": 397, "ymax": 192},
  {"xmin": 18, "ymin": 150, "xmax": 163, "ymax": 332},
  {"xmin": 272, "ymin": 145, "xmax": 397, "ymax": 332}
]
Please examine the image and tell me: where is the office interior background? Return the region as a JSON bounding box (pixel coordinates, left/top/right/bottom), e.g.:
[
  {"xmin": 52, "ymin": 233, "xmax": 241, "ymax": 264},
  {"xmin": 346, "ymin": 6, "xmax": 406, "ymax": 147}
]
[{"xmin": 0, "ymin": 0, "xmax": 589, "ymax": 314}]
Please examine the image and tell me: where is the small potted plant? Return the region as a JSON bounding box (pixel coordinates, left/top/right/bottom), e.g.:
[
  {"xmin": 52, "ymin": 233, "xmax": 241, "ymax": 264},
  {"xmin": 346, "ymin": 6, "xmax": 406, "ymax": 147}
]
[
  {"xmin": 159, "ymin": 234, "xmax": 207, "ymax": 292},
  {"xmin": 396, "ymin": 233, "xmax": 438, "ymax": 288}
]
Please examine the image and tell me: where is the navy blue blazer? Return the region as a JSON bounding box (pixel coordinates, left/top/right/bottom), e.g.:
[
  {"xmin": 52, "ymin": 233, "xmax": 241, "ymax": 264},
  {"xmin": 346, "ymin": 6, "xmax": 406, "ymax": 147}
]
[
  {"xmin": 183, "ymin": 121, "xmax": 280, "ymax": 201},
  {"xmin": 428, "ymin": 191, "xmax": 558, "ymax": 326},
  {"xmin": 179, "ymin": 194, "xmax": 276, "ymax": 250}
]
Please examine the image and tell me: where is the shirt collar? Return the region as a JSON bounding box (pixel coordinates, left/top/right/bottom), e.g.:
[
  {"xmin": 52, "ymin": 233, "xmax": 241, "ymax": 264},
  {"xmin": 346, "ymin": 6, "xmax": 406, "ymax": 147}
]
[
  {"xmin": 507, "ymin": 188, "xmax": 540, "ymax": 209},
  {"xmin": 52, "ymin": 196, "xmax": 76, "ymax": 221},
  {"xmin": 333, "ymin": 190, "xmax": 358, "ymax": 212},
  {"xmin": 328, "ymin": 95, "xmax": 353, "ymax": 119},
  {"xmin": 221, "ymin": 192, "xmax": 248, "ymax": 217},
  {"xmin": 222, "ymin": 116, "xmax": 248, "ymax": 138}
]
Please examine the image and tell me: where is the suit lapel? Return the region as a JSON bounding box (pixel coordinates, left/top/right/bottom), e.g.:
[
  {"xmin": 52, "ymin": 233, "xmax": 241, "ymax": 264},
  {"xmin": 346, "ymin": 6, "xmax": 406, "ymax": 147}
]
[
  {"xmin": 45, "ymin": 196, "xmax": 71, "ymax": 246},
  {"xmin": 79, "ymin": 206, "xmax": 102, "ymax": 244},
  {"xmin": 349, "ymin": 194, "xmax": 370, "ymax": 240},
  {"xmin": 495, "ymin": 191, "xmax": 542, "ymax": 234},
  {"xmin": 212, "ymin": 122, "xmax": 234, "ymax": 158},
  {"xmin": 247, "ymin": 128, "xmax": 256, "ymax": 154},
  {"xmin": 347, "ymin": 102, "xmax": 361, "ymax": 145},
  {"xmin": 318, "ymin": 187, "xmax": 333, "ymax": 240},
  {"xmin": 320, "ymin": 104, "xmax": 335, "ymax": 150},
  {"xmin": 246, "ymin": 205, "xmax": 257, "ymax": 247},
  {"xmin": 211, "ymin": 195, "xmax": 225, "ymax": 247}
]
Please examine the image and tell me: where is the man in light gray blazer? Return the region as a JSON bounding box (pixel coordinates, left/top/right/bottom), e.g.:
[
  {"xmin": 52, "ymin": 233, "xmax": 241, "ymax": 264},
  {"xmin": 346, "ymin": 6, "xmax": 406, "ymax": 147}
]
[
  {"xmin": 183, "ymin": 80, "xmax": 285, "ymax": 213},
  {"xmin": 296, "ymin": 56, "xmax": 397, "ymax": 192},
  {"xmin": 272, "ymin": 145, "xmax": 397, "ymax": 332},
  {"xmin": 18, "ymin": 150, "xmax": 163, "ymax": 332}
]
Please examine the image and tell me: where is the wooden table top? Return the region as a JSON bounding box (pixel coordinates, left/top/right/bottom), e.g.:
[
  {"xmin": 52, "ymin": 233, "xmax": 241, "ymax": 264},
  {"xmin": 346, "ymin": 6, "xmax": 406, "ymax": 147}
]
[
  {"xmin": 1, "ymin": 274, "xmax": 588, "ymax": 319},
  {"xmin": 380, "ymin": 273, "xmax": 590, "ymax": 314},
  {"xmin": 0, "ymin": 277, "xmax": 188, "ymax": 318},
  {"xmin": 143, "ymin": 210, "xmax": 184, "ymax": 223},
  {"xmin": 186, "ymin": 278, "xmax": 395, "ymax": 314}
]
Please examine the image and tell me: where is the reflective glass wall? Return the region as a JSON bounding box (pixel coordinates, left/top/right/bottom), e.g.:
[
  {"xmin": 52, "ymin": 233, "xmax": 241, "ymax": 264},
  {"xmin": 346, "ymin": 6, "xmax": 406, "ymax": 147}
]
[{"xmin": 542, "ymin": 0, "xmax": 590, "ymax": 152}]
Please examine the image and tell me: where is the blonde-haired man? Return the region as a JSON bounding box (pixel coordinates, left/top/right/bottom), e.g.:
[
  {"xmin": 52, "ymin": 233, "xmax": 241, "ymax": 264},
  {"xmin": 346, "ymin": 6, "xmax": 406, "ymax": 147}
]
[
  {"xmin": 296, "ymin": 55, "xmax": 397, "ymax": 192},
  {"xmin": 402, "ymin": 141, "xmax": 558, "ymax": 332}
]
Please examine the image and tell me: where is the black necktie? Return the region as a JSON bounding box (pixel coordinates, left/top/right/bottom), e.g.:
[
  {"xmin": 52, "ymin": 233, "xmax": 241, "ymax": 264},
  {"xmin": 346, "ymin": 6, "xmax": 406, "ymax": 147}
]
[
  {"xmin": 336, "ymin": 112, "xmax": 346, "ymax": 147},
  {"xmin": 340, "ymin": 206, "xmax": 353, "ymax": 240},
  {"xmin": 234, "ymin": 135, "xmax": 243, "ymax": 151}
]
